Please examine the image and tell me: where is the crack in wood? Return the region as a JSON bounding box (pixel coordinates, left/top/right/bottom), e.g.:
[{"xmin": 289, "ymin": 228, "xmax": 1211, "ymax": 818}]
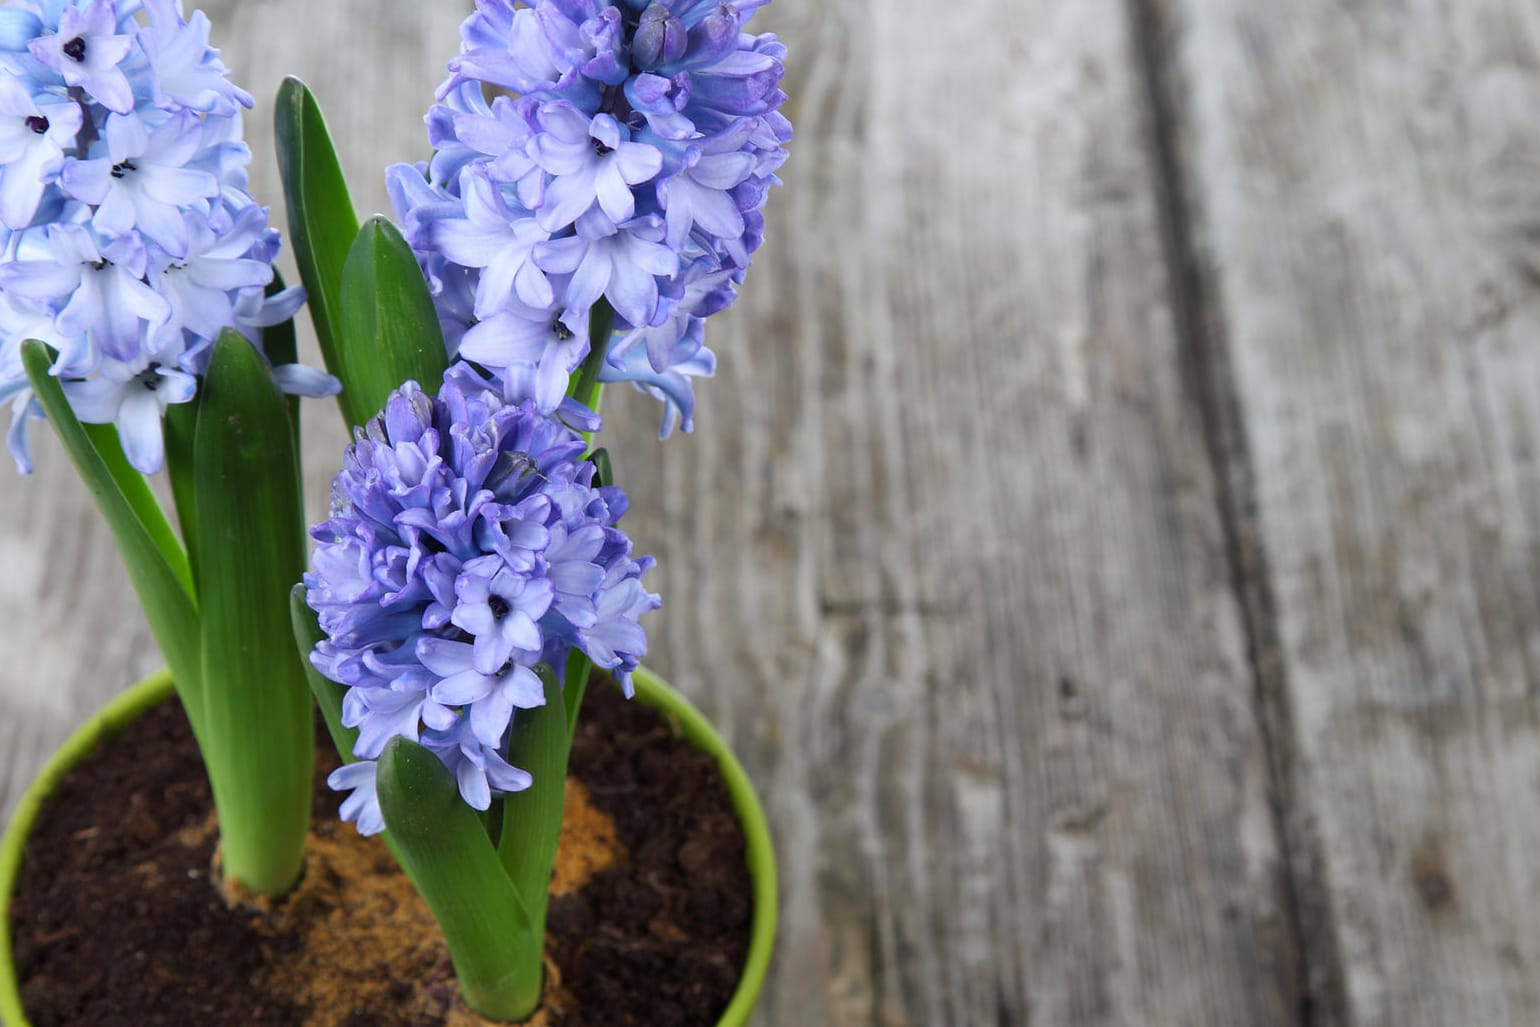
[
  {"xmin": 1124, "ymin": 0, "xmax": 1336, "ymax": 1023},
  {"xmin": 816, "ymin": 597, "xmax": 951, "ymax": 619}
]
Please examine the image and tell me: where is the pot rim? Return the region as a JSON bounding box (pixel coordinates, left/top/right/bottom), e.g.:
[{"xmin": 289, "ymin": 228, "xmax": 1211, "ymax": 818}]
[
  {"xmin": 0, "ymin": 666, "xmax": 777, "ymax": 1027},
  {"xmin": 0, "ymin": 669, "xmax": 176, "ymax": 1027}
]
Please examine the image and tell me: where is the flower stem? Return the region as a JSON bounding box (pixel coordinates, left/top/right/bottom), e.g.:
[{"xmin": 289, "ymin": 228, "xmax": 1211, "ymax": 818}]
[
  {"xmin": 378, "ymin": 736, "xmax": 541, "ymax": 1021},
  {"xmin": 563, "ymin": 652, "xmax": 593, "ymax": 745},
  {"xmin": 569, "ymin": 298, "xmax": 614, "ymax": 444},
  {"xmin": 558, "ymin": 298, "xmax": 614, "ymax": 739},
  {"xmin": 496, "ymin": 665, "xmax": 571, "ymax": 969}
]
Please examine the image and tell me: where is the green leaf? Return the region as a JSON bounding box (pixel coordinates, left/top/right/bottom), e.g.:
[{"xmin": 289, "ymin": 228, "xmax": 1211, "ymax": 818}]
[
  {"xmin": 335, "ymin": 215, "xmax": 449, "ymax": 426},
  {"xmin": 378, "ymin": 736, "xmax": 542, "ymax": 1021},
  {"xmin": 497, "ymin": 664, "xmax": 569, "ymax": 943},
  {"xmin": 274, "ymin": 76, "xmax": 358, "ymax": 403},
  {"xmin": 193, "ymin": 331, "xmax": 313, "ymax": 897},
  {"xmin": 80, "ymin": 422, "xmax": 192, "ymax": 596},
  {"xmin": 586, "ymin": 447, "xmax": 612, "ymax": 488},
  {"xmin": 20, "ymin": 341, "xmax": 203, "ymax": 730}
]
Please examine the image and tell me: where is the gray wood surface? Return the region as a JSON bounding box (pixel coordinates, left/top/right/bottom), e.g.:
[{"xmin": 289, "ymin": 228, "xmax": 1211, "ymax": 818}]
[
  {"xmin": 1, "ymin": 1, "xmax": 1537, "ymax": 1025},
  {"xmin": 1152, "ymin": 1, "xmax": 1540, "ymax": 1024}
]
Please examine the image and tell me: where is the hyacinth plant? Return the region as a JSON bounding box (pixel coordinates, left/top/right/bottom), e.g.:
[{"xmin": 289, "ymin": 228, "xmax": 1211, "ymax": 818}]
[
  {"xmin": 0, "ymin": 0, "xmax": 336, "ymax": 898},
  {"xmin": 3, "ymin": 0, "xmax": 787, "ymax": 1019},
  {"xmin": 286, "ymin": 0, "xmax": 789, "ymax": 1018}
]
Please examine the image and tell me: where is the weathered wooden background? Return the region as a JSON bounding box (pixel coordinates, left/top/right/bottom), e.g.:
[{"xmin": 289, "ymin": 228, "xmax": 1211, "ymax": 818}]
[{"xmin": 4, "ymin": 1, "xmax": 1540, "ymax": 1024}]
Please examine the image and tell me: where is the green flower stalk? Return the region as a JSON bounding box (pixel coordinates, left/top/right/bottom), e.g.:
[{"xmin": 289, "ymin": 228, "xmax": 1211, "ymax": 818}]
[{"xmin": 295, "ymin": 366, "xmax": 657, "ymax": 1019}]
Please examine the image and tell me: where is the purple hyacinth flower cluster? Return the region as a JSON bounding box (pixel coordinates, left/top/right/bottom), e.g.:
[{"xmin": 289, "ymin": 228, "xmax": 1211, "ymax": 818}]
[
  {"xmin": 387, "ymin": 0, "xmax": 790, "ymax": 438},
  {"xmin": 0, "ymin": 0, "xmax": 330, "ymax": 475},
  {"xmin": 305, "ymin": 373, "xmax": 659, "ymax": 833}
]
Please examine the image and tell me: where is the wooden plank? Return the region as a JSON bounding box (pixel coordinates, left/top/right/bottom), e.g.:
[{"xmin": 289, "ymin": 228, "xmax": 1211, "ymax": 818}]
[
  {"xmin": 0, "ymin": 429, "xmax": 163, "ymax": 820},
  {"xmin": 597, "ymin": 2, "xmax": 1300, "ymax": 1022},
  {"xmin": 1150, "ymin": 1, "xmax": 1540, "ymax": 1023},
  {"xmin": 0, "ymin": 2, "xmax": 1303, "ymax": 1024}
]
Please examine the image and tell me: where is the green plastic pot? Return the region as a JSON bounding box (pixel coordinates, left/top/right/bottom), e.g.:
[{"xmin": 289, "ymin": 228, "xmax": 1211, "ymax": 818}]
[{"xmin": 0, "ymin": 666, "xmax": 776, "ymax": 1026}]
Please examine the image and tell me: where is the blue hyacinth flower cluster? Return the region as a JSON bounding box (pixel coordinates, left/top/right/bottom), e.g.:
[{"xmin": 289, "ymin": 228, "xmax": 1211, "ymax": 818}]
[
  {"xmin": 305, "ymin": 372, "xmax": 659, "ymax": 833},
  {"xmin": 387, "ymin": 0, "xmax": 790, "ymax": 438},
  {"xmin": 0, "ymin": 0, "xmax": 330, "ymax": 475}
]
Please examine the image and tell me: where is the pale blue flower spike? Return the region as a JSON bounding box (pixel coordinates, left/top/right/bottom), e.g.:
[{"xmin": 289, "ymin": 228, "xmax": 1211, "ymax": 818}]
[
  {"xmin": 387, "ymin": 0, "xmax": 790, "ymax": 435},
  {"xmin": 305, "ymin": 377, "xmax": 659, "ymax": 832},
  {"xmin": 0, "ymin": 0, "xmax": 328, "ymax": 475}
]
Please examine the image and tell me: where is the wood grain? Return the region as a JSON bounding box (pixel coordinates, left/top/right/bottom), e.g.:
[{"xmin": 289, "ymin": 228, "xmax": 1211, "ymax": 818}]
[
  {"xmin": 1152, "ymin": 1, "xmax": 1540, "ymax": 1023},
  {"xmin": 601, "ymin": 1, "xmax": 1297, "ymax": 1023},
  {"xmin": 0, "ymin": 1, "xmax": 1322, "ymax": 1024}
]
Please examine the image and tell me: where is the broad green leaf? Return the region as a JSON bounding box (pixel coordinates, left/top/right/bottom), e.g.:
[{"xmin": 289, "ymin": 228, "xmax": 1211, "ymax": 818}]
[
  {"xmin": 21, "ymin": 341, "xmax": 203, "ymax": 729},
  {"xmin": 378, "ymin": 735, "xmax": 541, "ymax": 1021},
  {"xmin": 274, "ymin": 76, "xmax": 357, "ymax": 402},
  {"xmin": 497, "ymin": 664, "xmax": 569, "ymax": 942},
  {"xmin": 336, "ymin": 215, "xmax": 448, "ymax": 426},
  {"xmin": 193, "ymin": 331, "xmax": 312, "ymax": 896},
  {"xmin": 80, "ymin": 422, "xmax": 192, "ymax": 596}
]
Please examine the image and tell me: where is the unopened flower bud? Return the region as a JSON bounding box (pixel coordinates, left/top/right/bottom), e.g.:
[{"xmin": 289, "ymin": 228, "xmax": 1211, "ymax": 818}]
[{"xmin": 632, "ymin": 3, "xmax": 687, "ymax": 70}]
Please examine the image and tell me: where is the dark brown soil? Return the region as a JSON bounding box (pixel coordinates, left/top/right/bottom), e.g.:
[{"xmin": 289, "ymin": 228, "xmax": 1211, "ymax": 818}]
[
  {"xmin": 549, "ymin": 685, "xmax": 753, "ymax": 1027},
  {"xmin": 8, "ymin": 679, "xmax": 752, "ymax": 1026}
]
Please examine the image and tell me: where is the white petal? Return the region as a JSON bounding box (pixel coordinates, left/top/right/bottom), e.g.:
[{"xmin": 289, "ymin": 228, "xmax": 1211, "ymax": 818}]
[{"xmin": 116, "ymin": 389, "xmax": 166, "ymax": 473}]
